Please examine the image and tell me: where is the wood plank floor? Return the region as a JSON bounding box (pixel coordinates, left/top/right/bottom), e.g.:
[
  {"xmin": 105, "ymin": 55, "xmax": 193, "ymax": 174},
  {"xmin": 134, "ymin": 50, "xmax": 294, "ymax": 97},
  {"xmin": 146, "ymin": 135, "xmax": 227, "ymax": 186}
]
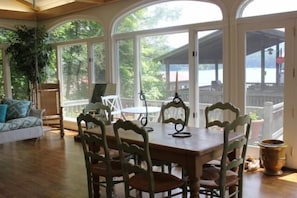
[{"xmin": 0, "ymin": 129, "xmax": 296, "ymax": 198}]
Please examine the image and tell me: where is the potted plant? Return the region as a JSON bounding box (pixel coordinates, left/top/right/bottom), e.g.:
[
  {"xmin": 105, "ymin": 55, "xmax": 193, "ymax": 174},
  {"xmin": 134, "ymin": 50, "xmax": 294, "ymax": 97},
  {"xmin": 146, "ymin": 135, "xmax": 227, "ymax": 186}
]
[
  {"xmin": 249, "ymin": 112, "xmax": 264, "ymax": 141},
  {"xmin": 6, "ymin": 25, "xmax": 53, "ymax": 102}
]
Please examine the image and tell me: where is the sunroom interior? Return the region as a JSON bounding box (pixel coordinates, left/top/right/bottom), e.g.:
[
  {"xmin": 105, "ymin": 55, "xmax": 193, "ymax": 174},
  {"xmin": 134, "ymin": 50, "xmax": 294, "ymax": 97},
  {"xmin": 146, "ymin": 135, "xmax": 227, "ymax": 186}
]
[{"xmin": 0, "ymin": 0, "xmax": 297, "ymax": 171}]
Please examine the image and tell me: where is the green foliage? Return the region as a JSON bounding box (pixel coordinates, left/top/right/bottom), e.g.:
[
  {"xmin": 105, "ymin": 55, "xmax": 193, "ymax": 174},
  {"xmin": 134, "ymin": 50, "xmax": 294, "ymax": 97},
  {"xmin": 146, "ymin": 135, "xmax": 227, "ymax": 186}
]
[
  {"xmin": 116, "ymin": 5, "xmax": 181, "ymax": 33},
  {"xmin": 117, "ymin": 5, "xmax": 180, "ymax": 100},
  {"xmin": 0, "ymin": 28, "xmax": 15, "ymax": 43},
  {"xmin": 6, "ymin": 25, "xmax": 53, "ymax": 85},
  {"xmin": 249, "ymin": 112, "xmax": 259, "ymax": 120},
  {"xmin": 49, "ymin": 20, "xmax": 103, "ymax": 42}
]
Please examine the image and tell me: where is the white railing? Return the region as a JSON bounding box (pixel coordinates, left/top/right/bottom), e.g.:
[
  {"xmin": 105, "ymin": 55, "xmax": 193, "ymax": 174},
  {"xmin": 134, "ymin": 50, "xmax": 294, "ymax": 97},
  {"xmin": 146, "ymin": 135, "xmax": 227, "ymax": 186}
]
[{"xmin": 62, "ymin": 99, "xmax": 284, "ymax": 144}]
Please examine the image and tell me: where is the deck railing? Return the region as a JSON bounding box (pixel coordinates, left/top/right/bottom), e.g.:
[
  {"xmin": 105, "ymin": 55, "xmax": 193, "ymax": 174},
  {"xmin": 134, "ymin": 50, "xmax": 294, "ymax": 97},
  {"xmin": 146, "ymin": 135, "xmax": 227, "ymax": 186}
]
[{"xmin": 63, "ymin": 98, "xmax": 283, "ymax": 146}]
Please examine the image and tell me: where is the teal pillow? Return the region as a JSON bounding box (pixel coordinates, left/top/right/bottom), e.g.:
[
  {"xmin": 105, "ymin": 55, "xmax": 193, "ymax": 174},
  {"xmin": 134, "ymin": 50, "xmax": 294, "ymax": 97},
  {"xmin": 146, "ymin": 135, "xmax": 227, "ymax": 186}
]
[
  {"xmin": 4, "ymin": 99, "xmax": 31, "ymax": 120},
  {"xmin": 0, "ymin": 104, "xmax": 8, "ymax": 123}
]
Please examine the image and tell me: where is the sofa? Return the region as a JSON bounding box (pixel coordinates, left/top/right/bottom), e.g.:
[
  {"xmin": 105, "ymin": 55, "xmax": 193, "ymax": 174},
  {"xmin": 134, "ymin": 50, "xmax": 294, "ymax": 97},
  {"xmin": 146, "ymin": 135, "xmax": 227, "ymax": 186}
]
[{"xmin": 0, "ymin": 98, "xmax": 45, "ymax": 144}]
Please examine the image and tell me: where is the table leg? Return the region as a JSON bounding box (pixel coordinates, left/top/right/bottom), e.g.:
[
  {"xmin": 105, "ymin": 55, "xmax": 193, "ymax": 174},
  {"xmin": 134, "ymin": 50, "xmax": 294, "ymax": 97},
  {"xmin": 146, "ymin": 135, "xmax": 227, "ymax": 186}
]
[
  {"xmin": 188, "ymin": 177, "xmax": 199, "ymax": 198},
  {"xmin": 186, "ymin": 159, "xmax": 202, "ymax": 198}
]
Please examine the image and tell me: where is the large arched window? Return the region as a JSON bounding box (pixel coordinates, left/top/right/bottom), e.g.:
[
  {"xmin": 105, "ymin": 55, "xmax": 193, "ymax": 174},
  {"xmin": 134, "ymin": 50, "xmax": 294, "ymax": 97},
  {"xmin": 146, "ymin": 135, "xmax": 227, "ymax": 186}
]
[
  {"xmin": 49, "ymin": 19, "xmax": 106, "ymax": 120},
  {"xmin": 49, "ymin": 20, "xmax": 103, "ymax": 42},
  {"xmin": 115, "ymin": 1, "xmax": 222, "ymax": 33},
  {"xmin": 113, "ymin": 1, "xmax": 223, "ymax": 126}
]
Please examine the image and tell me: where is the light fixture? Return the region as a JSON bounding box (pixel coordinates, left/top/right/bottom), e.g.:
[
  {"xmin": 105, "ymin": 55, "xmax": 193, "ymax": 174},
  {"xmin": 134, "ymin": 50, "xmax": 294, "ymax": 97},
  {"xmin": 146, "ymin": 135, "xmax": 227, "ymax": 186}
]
[{"xmin": 267, "ymin": 48, "xmax": 274, "ymax": 55}]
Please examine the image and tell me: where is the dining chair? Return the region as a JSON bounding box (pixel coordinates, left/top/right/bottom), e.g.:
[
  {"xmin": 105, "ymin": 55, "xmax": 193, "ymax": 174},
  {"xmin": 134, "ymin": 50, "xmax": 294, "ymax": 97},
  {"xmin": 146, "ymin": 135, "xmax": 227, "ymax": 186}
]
[
  {"xmin": 204, "ymin": 102, "xmax": 240, "ymax": 167},
  {"xmin": 205, "ymin": 102, "xmax": 240, "ymax": 130},
  {"xmin": 158, "ymin": 100, "xmax": 190, "ymax": 126},
  {"xmin": 113, "ymin": 119, "xmax": 188, "ymax": 198},
  {"xmin": 157, "ymin": 100, "xmax": 190, "ymax": 174},
  {"xmin": 101, "ymin": 95, "xmax": 126, "ymax": 121},
  {"xmin": 83, "ymin": 102, "xmax": 112, "ymax": 125},
  {"xmin": 75, "ymin": 102, "xmax": 112, "ymax": 142},
  {"xmin": 199, "ymin": 114, "xmax": 251, "ymax": 198},
  {"xmin": 77, "ymin": 113, "xmax": 124, "ymax": 198}
]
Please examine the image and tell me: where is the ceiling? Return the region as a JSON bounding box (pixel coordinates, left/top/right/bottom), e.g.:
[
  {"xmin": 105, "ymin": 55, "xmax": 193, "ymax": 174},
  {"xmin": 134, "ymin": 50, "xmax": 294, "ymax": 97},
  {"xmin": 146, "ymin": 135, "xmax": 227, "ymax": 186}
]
[{"xmin": 0, "ymin": 0, "xmax": 121, "ymax": 21}]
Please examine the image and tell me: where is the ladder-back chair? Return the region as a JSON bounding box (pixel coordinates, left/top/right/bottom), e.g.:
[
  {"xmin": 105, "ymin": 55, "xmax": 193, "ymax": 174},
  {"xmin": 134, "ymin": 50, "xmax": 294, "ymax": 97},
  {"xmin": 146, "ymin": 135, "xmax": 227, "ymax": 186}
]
[
  {"xmin": 77, "ymin": 113, "xmax": 125, "ymax": 197},
  {"xmin": 199, "ymin": 115, "xmax": 251, "ymax": 198},
  {"xmin": 113, "ymin": 119, "xmax": 187, "ymax": 198},
  {"xmin": 38, "ymin": 82, "xmax": 64, "ymax": 137}
]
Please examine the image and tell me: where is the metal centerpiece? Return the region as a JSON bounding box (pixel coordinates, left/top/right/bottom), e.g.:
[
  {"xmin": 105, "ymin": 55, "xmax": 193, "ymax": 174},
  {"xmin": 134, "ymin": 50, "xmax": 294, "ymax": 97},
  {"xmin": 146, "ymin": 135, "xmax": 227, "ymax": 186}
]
[
  {"xmin": 171, "ymin": 92, "xmax": 191, "ymax": 138},
  {"xmin": 139, "ymin": 89, "xmax": 153, "ymax": 132}
]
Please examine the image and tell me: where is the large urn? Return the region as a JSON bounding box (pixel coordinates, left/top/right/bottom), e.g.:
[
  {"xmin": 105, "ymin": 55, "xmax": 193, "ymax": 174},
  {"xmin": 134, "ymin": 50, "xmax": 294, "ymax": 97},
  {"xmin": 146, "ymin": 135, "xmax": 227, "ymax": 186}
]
[{"xmin": 258, "ymin": 139, "xmax": 287, "ymax": 175}]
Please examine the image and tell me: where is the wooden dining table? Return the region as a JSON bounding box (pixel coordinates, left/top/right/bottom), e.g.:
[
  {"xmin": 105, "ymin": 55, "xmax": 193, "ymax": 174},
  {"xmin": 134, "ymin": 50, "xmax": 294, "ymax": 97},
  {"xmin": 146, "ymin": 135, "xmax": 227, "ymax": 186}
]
[{"xmin": 85, "ymin": 122, "xmax": 243, "ymax": 198}]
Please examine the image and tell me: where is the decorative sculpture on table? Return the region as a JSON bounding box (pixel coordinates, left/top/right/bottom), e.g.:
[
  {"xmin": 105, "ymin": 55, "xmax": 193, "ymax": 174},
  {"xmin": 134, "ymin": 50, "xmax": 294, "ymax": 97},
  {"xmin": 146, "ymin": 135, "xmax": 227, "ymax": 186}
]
[
  {"xmin": 171, "ymin": 72, "xmax": 191, "ymax": 138},
  {"xmin": 139, "ymin": 72, "xmax": 153, "ymax": 132}
]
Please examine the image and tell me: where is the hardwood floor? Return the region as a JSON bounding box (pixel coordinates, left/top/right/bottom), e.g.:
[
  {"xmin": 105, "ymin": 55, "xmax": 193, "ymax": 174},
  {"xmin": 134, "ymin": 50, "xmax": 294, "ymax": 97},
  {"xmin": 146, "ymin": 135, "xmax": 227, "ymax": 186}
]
[{"xmin": 0, "ymin": 129, "xmax": 296, "ymax": 198}]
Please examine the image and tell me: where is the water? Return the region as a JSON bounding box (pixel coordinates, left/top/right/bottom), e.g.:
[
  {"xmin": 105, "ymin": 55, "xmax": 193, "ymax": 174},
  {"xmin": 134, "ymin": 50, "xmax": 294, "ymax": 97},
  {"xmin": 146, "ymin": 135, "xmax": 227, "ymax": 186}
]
[{"xmin": 166, "ymin": 68, "xmax": 279, "ymax": 86}]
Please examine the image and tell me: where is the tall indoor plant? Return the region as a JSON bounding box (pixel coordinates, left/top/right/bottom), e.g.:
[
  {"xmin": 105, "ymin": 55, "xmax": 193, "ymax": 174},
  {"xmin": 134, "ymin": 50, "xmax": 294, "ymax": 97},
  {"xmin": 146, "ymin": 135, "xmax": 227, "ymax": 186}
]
[{"xmin": 6, "ymin": 25, "xmax": 52, "ymax": 102}]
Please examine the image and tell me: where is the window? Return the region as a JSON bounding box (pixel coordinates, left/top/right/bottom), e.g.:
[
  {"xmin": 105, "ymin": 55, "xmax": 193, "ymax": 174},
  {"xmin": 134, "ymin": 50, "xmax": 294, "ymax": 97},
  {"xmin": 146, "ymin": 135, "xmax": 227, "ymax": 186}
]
[
  {"xmin": 238, "ymin": 1, "xmax": 289, "ymax": 146},
  {"xmin": 114, "ymin": 1, "xmax": 222, "ymax": 125},
  {"xmin": 49, "ymin": 19, "xmax": 106, "ymax": 120},
  {"xmin": 115, "ymin": 1, "xmax": 222, "ymax": 33},
  {"xmin": 240, "ymin": 0, "xmax": 297, "ymax": 17},
  {"xmin": 0, "ymin": 27, "xmax": 25, "ymax": 99}
]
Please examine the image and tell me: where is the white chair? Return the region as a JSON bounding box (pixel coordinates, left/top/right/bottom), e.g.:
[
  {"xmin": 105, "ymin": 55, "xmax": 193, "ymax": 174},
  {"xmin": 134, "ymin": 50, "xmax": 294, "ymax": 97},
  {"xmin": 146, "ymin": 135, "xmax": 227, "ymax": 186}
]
[{"xmin": 101, "ymin": 95, "xmax": 126, "ymax": 121}]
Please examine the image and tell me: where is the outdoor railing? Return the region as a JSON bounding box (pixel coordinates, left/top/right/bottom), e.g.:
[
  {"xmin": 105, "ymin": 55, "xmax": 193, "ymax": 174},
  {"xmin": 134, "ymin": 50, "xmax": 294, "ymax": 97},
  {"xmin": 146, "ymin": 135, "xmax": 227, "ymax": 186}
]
[{"xmin": 62, "ymin": 98, "xmax": 284, "ymax": 146}]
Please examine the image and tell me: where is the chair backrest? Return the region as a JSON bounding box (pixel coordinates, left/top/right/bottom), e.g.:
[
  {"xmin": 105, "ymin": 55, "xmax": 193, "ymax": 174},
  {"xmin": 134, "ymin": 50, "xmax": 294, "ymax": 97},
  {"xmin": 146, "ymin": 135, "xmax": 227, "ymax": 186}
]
[
  {"xmin": 159, "ymin": 100, "xmax": 190, "ymax": 126},
  {"xmin": 219, "ymin": 114, "xmax": 251, "ymax": 197},
  {"xmin": 113, "ymin": 119, "xmax": 154, "ymax": 196},
  {"xmin": 38, "ymin": 82, "xmax": 62, "ymax": 117},
  {"xmin": 77, "ymin": 113, "xmax": 113, "ymax": 198},
  {"xmin": 101, "ymin": 95, "xmax": 125, "ymax": 120},
  {"xmin": 83, "ymin": 102, "xmax": 112, "ymax": 125},
  {"xmin": 205, "ymin": 102, "xmax": 240, "ymax": 129}
]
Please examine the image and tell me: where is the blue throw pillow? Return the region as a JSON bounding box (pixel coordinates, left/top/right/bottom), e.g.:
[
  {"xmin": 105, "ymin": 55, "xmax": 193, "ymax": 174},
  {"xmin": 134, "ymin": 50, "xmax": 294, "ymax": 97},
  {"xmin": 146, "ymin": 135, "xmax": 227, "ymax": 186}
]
[
  {"xmin": 0, "ymin": 104, "xmax": 8, "ymax": 123},
  {"xmin": 4, "ymin": 99, "xmax": 31, "ymax": 120}
]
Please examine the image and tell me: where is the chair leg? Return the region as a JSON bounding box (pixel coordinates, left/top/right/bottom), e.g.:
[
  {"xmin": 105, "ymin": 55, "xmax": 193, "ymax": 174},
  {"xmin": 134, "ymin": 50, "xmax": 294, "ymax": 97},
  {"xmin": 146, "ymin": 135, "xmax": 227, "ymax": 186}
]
[
  {"xmin": 60, "ymin": 119, "xmax": 64, "ymax": 138},
  {"xmin": 93, "ymin": 175, "xmax": 100, "ymax": 198}
]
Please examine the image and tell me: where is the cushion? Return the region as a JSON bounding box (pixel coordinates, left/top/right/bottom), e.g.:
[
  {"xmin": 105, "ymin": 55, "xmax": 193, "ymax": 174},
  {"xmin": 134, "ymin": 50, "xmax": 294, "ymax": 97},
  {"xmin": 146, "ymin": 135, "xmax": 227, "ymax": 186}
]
[
  {"xmin": 0, "ymin": 116, "xmax": 43, "ymax": 132},
  {"xmin": 4, "ymin": 99, "xmax": 31, "ymax": 120},
  {"xmin": 0, "ymin": 104, "xmax": 8, "ymax": 123}
]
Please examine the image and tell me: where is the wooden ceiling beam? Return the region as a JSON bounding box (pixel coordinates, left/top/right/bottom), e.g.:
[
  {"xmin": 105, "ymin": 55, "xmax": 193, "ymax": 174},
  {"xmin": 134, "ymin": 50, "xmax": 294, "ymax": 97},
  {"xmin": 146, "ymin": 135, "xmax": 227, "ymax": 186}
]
[
  {"xmin": 15, "ymin": 0, "xmax": 40, "ymax": 11},
  {"xmin": 0, "ymin": 0, "xmax": 122, "ymax": 21}
]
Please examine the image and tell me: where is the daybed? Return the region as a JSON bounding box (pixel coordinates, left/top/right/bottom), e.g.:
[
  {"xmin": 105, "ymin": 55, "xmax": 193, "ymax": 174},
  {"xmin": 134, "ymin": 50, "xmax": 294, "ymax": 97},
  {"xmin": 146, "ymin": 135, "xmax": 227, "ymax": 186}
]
[{"xmin": 0, "ymin": 99, "xmax": 44, "ymax": 144}]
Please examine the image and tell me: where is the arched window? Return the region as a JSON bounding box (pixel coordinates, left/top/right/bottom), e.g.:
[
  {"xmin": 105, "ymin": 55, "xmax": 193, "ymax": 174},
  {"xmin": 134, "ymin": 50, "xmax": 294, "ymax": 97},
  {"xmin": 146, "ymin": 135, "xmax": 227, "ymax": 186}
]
[
  {"xmin": 115, "ymin": 1, "xmax": 222, "ymax": 33},
  {"xmin": 48, "ymin": 19, "xmax": 106, "ymax": 120},
  {"xmin": 113, "ymin": 1, "xmax": 223, "ymax": 126},
  {"xmin": 49, "ymin": 20, "xmax": 103, "ymax": 42},
  {"xmin": 239, "ymin": 0, "xmax": 297, "ymax": 17}
]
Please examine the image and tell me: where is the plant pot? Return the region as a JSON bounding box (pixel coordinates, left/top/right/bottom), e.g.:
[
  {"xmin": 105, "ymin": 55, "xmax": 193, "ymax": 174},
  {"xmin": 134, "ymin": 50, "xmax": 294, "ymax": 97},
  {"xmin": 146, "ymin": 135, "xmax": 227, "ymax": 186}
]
[
  {"xmin": 258, "ymin": 139, "xmax": 287, "ymax": 175},
  {"xmin": 250, "ymin": 119, "xmax": 264, "ymax": 140}
]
